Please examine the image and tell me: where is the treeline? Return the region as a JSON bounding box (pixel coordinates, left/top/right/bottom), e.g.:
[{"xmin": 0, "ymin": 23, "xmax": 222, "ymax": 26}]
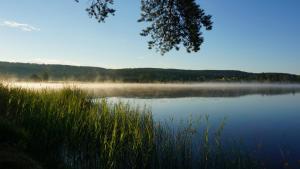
[{"xmin": 0, "ymin": 61, "xmax": 300, "ymax": 83}]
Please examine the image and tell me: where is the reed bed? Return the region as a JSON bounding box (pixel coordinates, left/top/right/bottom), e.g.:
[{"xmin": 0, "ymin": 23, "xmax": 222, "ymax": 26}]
[{"xmin": 0, "ymin": 83, "xmax": 262, "ymax": 169}]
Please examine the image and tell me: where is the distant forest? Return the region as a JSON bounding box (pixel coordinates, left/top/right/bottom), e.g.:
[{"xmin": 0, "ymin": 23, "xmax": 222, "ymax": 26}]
[{"xmin": 0, "ymin": 61, "xmax": 299, "ymax": 83}]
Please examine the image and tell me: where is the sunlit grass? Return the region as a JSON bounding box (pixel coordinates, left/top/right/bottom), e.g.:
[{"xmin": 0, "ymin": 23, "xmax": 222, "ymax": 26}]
[{"xmin": 0, "ymin": 83, "xmax": 261, "ymax": 169}]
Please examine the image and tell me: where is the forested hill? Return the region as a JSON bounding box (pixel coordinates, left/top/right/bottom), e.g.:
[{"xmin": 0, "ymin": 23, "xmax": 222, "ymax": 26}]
[{"xmin": 0, "ymin": 61, "xmax": 299, "ymax": 83}]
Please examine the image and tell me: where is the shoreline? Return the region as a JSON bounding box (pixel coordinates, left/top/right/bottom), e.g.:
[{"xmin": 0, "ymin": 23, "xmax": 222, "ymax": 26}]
[
  {"xmin": 3, "ymin": 81, "xmax": 300, "ymax": 98},
  {"xmin": 3, "ymin": 81, "xmax": 300, "ymax": 89}
]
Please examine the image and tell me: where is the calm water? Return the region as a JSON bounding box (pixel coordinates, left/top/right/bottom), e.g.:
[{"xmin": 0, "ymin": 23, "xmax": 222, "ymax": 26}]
[
  {"xmin": 104, "ymin": 84, "xmax": 300, "ymax": 168},
  {"xmin": 12, "ymin": 82, "xmax": 300, "ymax": 167}
]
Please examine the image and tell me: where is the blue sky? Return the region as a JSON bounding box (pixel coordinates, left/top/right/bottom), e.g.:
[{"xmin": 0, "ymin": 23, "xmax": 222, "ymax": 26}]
[{"xmin": 0, "ymin": 0, "xmax": 299, "ymax": 74}]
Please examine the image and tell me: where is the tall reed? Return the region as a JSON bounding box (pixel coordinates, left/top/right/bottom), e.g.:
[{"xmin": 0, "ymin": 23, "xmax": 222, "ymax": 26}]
[{"xmin": 0, "ymin": 83, "xmax": 261, "ymax": 169}]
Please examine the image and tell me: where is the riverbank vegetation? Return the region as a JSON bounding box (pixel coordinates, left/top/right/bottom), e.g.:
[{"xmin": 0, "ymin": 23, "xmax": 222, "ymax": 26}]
[
  {"xmin": 0, "ymin": 83, "xmax": 263, "ymax": 169},
  {"xmin": 1, "ymin": 61, "xmax": 300, "ymax": 83}
]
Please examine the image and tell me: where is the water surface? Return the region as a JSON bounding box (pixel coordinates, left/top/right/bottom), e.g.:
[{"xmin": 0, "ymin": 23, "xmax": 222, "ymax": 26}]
[
  {"xmin": 101, "ymin": 83, "xmax": 300, "ymax": 168},
  {"xmin": 10, "ymin": 82, "xmax": 300, "ymax": 167}
]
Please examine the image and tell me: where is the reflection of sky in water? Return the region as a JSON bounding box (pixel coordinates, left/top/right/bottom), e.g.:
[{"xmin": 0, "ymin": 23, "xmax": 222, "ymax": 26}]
[
  {"xmin": 108, "ymin": 93, "xmax": 300, "ymax": 168},
  {"xmin": 9, "ymin": 82, "xmax": 300, "ymax": 168}
]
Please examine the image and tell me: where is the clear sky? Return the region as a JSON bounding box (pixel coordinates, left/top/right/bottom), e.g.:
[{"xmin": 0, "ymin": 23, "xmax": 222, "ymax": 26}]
[{"xmin": 0, "ymin": 0, "xmax": 299, "ymax": 74}]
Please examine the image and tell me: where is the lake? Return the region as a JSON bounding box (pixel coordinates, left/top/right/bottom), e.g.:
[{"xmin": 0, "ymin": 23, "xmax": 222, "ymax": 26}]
[
  {"xmin": 103, "ymin": 83, "xmax": 300, "ymax": 168},
  {"xmin": 9, "ymin": 82, "xmax": 300, "ymax": 168}
]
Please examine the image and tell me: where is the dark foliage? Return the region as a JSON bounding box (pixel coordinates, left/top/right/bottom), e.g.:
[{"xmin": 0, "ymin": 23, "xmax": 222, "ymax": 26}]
[
  {"xmin": 82, "ymin": 0, "xmax": 116, "ymax": 23},
  {"xmin": 0, "ymin": 144, "xmax": 43, "ymax": 169},
  {"xmin": 139, "ymin": 0, "xmax": 212, "ymax": 55},
  {"xmin": 1, "ymin": 61, "xmax": 300, "ymax": 83},
  {"xmin": 42, "ymin": 72, "xmax": 49, "ymax": 81},
  {"xmin": 75, "ymin": 0, "xmax": 212, "ymax": 55},
  {"xmin": 29, "ymin": 74, "xmax": 42, "ymax": 82}
]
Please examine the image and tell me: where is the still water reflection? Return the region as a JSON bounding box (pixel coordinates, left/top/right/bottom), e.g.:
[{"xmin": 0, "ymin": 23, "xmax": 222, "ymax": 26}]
[
  {"xmin": 11, "ymin": 82, "xmax": 300, "ymax": 168},
  {"xmin": 105, "ymin": 85, "xmax": 300, "ymax": 168}
]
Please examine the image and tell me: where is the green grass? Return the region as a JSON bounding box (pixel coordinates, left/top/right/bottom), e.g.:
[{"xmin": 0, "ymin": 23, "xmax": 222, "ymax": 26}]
[{"xmin": 0, "ymin": 83, "xmax": 262, "ymax": 169}]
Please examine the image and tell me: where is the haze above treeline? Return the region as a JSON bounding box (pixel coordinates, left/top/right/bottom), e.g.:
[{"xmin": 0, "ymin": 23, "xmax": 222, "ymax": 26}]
[{"xmin": 0, "ymin": 61, "xmax": 299, "ymax": 83}]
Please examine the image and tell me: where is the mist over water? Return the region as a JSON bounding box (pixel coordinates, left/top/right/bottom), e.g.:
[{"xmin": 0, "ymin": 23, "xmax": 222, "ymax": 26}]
[
  {"xmin": 97, "ymin": 83, "xmax": 300, "ymax": 168},
  {"xmin": 4, "ymin": 81, "xmax": 300, "ymax": 168},
  {"xmin": 6, "ymin": 82, "xmax": 300, "ymax": 98}
]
